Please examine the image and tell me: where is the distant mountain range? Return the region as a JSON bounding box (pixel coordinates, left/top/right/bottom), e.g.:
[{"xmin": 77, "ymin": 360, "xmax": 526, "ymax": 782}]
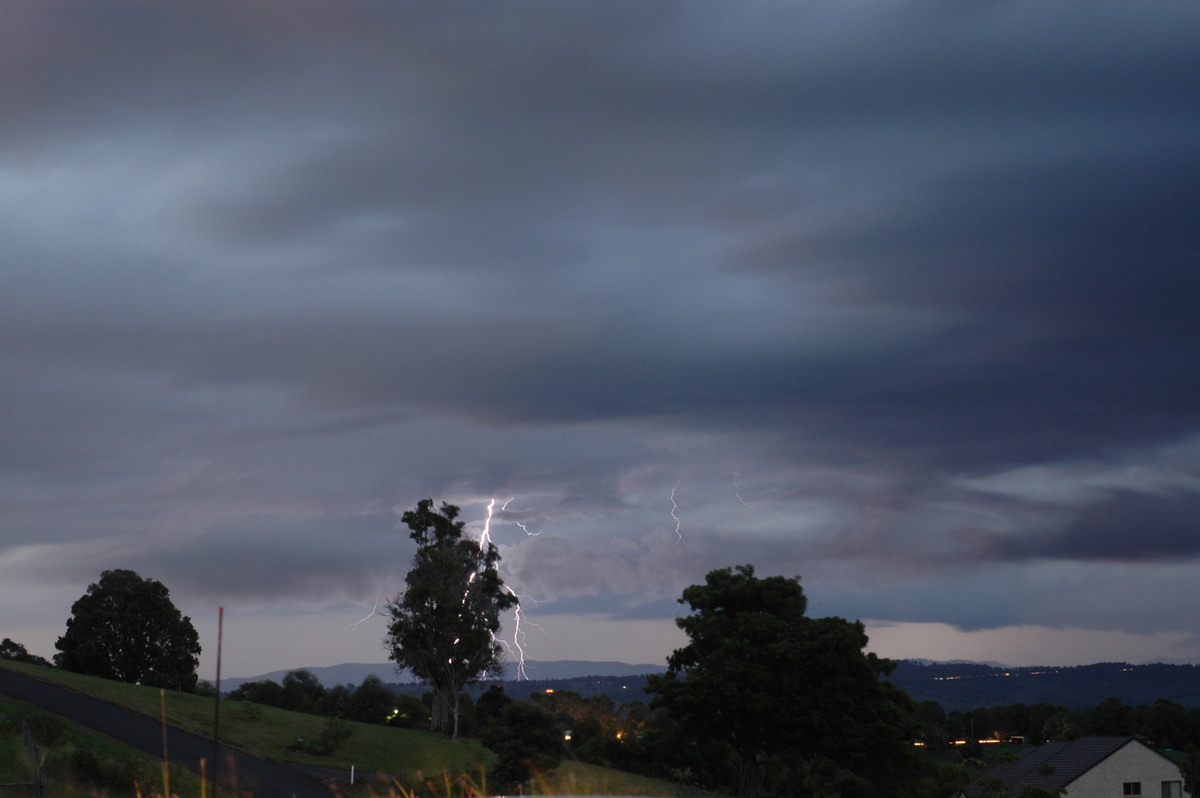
[
  {"xmin": 886, "ymin": 660, "xmax": 1200, "ymax": 711},
  {"xmin": 221, "ymin": 659, "xmax": 1200, "ymax": 711},
  {"xmin": 220, "ymin": 660, "xmax": 666, "ymax": 692}
]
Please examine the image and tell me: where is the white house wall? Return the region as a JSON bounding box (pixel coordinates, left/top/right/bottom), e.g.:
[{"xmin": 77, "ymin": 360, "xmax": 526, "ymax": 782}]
[{"xmin": 1067, "ymin": 741, "xmax": 1189, "ymax": 798}]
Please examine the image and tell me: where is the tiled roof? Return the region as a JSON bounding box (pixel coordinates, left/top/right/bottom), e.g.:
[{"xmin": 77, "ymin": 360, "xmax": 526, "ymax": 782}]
[{"xmin": 962, "ymin": 737, "xmax": 1141, "ymax": 796}]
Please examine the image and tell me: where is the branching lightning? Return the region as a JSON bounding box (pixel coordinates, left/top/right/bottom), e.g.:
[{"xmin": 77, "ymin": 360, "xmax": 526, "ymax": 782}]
[{"xmin": 479, "ymin": 497, "xmax": 530, "ymax": 680}]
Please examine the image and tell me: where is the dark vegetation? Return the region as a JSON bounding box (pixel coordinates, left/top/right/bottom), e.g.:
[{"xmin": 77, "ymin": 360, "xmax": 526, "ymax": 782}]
[
  {"xmin": 6, "ymin": 550, "xmax": 1200, "ymax": 797},
  {"xmin": 0, "ymin": 639, "xmax": 50, "ymax": 667},
  {"xmin": 647, "ymin": 564, "xmax": 922, "ymax": 797},
  {"xmin": 1, "ymin": 694, "xmax": 202, "ymax": 798},
  {"xmin": 53, "ymin": 569, "xmax": 202, "ymax": 692},
  {"xmin": 914, "ymin": 695, "xmax": 1200, "ymax": 752},
  {"xmin": 889, "ymin": 660, "xmax": 1200, "ymax": 710}
]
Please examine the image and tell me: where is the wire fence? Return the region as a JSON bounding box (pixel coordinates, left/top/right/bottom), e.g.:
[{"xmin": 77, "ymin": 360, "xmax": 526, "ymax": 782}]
[{"xmin": 0, "ymin": 719, "xmax": 45, "ymax": 798}]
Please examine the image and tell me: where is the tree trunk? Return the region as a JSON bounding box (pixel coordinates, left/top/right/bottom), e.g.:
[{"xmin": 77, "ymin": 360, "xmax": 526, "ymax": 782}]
[
  {"xmin": 430, "ymin": 687, "xmax": 450, "ymax": 733},
  {"xmin": 735, "ymin": 755, "xmax": 761, "ymax": 798},
  {"xmin": 450, "ymin": 691, "xmax": 460, "ymax": 740}
]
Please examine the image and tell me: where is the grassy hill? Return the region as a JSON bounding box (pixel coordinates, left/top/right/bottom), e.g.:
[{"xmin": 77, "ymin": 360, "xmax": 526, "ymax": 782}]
[{"xmin": 0, "ymin": 659, "xmax": 678, "ymax": 796}]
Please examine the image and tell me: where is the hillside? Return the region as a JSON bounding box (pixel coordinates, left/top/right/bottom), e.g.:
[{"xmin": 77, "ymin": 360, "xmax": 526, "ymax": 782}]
[
  {"xmin": 886, "ymin": 661, "xmax": 1200, "ymax": 710},
  {"xmin": 0, "ymin": 660, "xmax": 677, "ymax": 796}
]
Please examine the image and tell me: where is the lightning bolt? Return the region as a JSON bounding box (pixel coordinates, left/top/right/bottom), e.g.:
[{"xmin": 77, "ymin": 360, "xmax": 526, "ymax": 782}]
[
  {"xmin": 670, "ymin": 477, "xmax": 683, "ymax": 544},
  {"xmin": 733, "ymin": 470, "xmax": 752, "ymax": 507},
  {"xmin": 344, "ymin": 596, "xmax": 382, "ymax": 633},
  {"xmin": 479, "ymin": 497, "xmax": 530, "ymax": 679},
  {"xmin": 502, "ymin": 496, "xmax": 541, "ymax": 536}
]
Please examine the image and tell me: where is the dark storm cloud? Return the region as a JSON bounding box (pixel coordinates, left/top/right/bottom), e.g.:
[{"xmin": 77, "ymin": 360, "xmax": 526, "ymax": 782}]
[
  {"xmin": 3, "ymin": 0, "xmax": 1200, "ymax": 668},
  {"xmin": 1001, "ymin": 490, "xmax": 1200, "ymax": 563},
  {"xmin": 119, "ymin": 514, "xmax": 408, "ymax": 603}
]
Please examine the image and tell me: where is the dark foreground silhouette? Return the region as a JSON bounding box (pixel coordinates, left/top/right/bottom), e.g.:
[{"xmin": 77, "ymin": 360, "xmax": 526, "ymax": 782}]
[{"xmin": 0, "ymin": 667, "xmax": 337, "ymax": 798}]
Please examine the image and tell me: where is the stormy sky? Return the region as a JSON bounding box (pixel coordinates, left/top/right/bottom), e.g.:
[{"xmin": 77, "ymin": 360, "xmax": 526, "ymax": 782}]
[{"xmin": 3, "ymin": 1, "xmax": 1199, "ymax": 679}]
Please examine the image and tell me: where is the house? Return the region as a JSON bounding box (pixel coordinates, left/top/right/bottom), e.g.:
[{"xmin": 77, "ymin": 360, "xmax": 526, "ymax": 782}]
[{"xmin": 957, "ymin": 736, "xmax": 1190, "ymax": 798}]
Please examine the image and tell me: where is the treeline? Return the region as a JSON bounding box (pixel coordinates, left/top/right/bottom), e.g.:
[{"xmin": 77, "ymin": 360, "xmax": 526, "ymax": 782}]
[
  {"xmin": 227, "ymin": 670, "xmax": 429, "ymax": 728},
  {"xmin": 914, "ymin": 695, "xmax": 1200, "ymax": 751}
]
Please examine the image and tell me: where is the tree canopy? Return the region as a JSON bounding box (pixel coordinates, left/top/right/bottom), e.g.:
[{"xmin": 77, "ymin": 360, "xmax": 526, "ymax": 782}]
[
  {"xmin": 384, "ymin": 499, "xmax": 518, "ymax": 737},
  {"xmin": 0, "ymin": 638, "xmax": 50, "ymax": 666},
  {"xmin": 646, "ymin": 564, "xmax": 919, "ymax": 798},
  {"xmin": 54, "ymin": 569, "xmax": 202, "ymax": 691}
]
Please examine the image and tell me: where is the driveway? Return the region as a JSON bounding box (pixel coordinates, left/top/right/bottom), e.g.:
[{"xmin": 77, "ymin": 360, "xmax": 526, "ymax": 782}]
[{"xmin": 0, "ymin": 667, "xmax": 338, "ymax": 798}]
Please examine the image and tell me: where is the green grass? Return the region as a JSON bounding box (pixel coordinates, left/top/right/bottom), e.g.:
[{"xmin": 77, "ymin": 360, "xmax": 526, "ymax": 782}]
[
  {"xmin": 2, "ymin": 693, "xmax": 205, "ymax": 798},
  {"xmin": 0, "ymin": 659, "xmax": 491, "ymax": 777},
  {"xmin": 0, "ymin": 660, "xmax": 681, "ymax": 795},
  {"xmin": 0, "ymin": 699, "xmax": 37, "ymax": 784}
]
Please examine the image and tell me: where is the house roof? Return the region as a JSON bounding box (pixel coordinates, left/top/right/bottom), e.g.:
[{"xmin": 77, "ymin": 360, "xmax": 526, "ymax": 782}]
[{"xmin": 963, "ymin": 737, "xmax": 1164, "ymax": 797}]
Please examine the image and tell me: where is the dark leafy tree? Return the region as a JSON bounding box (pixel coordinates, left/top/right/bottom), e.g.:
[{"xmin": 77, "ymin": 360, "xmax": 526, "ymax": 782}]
[
  {"xmin": 1086, "ymin": 696, "xmax": 1133, "ymax": 735},
  {"xmin": 646, "ymin": 564, "xmax": 920, "ymax": 798},
  {"xmin": 913, "ymin": 700, "xmax": 951, "ymax": 748},
  {"xmin": 0, "ymin": 638, "xmax": 50, "ymax": 666},
  {"xmin": 1181, "ymin": 746, "xmax": 1200, "ymax": 798},
  {"xmin": 323, "ymin": 684, "xmax": 354, "ymax": 719},
  {"xmin": 54, "ymin": 569, "xmax": 201, "ymax": 691},
  {"xmin": 228, "ymin": 679, "xmax": 285, "ymax": 706},
  {"xmin": 386, "ymin": 694, "xmax": 431, "ymax": 729},
  {"xmin": 476, "ymin": 684, "xmax": 514, "ymax": 730},
  {"xmin": 348, "ymin": 674, "xmax": 395, "ymax": 724},
  {"xmin": 1043, "ymin": 710, "xmax": 1085, "ymax": 740},
  {"xmin": 385, "ymin": 499, "xmax": 518, "ymax": 738},
  {"xmin": 481, "ymin": 700, "xmax": 566, "ymax": 792},
  {"xmin": 280, "ymin": 669, "xmax": 326, "ymax": 713}
]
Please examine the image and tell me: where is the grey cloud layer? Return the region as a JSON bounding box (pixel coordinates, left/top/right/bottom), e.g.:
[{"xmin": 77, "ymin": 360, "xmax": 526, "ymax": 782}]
[{"xmin": 2, "ymin": 1, "xmax": 1199, "ymax": 655}]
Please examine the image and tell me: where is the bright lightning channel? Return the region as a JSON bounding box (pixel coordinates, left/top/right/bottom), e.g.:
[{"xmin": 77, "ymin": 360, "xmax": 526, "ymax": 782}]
[
  {"xmin": 480, "ymin": 497, "xmax": 530, "ymax": 680},
  {"xmin": 670, "ymin": 477, "xmax": 683, "ymax": 544}
]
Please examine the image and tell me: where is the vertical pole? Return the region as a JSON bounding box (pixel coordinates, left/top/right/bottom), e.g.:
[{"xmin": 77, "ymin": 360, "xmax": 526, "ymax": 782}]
[
  {"xmin": 212, "ymin": 606, "xmax": 223, "ymax": 797},
  {"xmin": 160, "ymin": 689, "xmax": 170, "ymax": 798}
]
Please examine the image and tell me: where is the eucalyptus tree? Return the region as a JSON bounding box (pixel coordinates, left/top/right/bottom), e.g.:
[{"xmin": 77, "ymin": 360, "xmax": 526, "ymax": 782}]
[{"xmin": 385, "ymin": 499, "xmax": 517, "ymax": 737}]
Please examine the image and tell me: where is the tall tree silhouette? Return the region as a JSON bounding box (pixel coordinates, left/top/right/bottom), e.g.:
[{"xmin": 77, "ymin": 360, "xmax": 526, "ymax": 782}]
[{"xmin": 385, "ymin": 499, "xmax": 517, "ymax": 737}]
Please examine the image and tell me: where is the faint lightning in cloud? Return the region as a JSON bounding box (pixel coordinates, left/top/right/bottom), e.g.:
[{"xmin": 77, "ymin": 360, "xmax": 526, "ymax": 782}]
[
  {"xmin": 514, "ymin": 520, "xmax": 540, "ymax": 536},
  {"xmin": 501, "ymin": 497, "xmax": 542, "ymax": 536},
  {"xmin": 733, "ymin": 470, "xmax": 752, "ymax": 507}
]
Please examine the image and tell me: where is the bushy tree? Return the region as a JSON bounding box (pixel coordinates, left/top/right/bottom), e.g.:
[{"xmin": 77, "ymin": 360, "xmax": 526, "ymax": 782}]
[
  {"xmin": 348, "ymin": 674, "xmax": 395, "ymax": 724},
  {"xmin": 54, "ymin": 569, "xmax": 201, "ymax": 691},
  {"xmin": 228, "ymin": 678, "xmax": 285, "ymax": 706},
  {"xmin": 480, "ymin": 700, "xmax": 565, "ymax": 792},
  {"xmin": 647, "ymin": 564, "xmax": 919, "ymax": 797},
  {"xmin": 0, "ymin": 638, "xmax": 50, "ymax": 666},
  {"xmin": 385, "ymin": 499, "xmax": 518, "ymax": 737},
  {"xmin": 281, "ymin": 669, "xmax": 326, "ymax": 713},
  {"xmin": 386, "ymin": 694, "xmax": 430, "ymax": 729}
]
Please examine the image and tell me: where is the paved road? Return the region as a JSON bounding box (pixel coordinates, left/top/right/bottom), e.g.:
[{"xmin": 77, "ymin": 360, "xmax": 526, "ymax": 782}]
[{"xmin": 0, "ymin": 668, "xmax": 339, "ymax": 798}]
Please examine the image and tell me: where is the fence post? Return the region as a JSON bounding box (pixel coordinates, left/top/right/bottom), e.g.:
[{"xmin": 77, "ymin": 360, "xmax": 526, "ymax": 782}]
[{"xmin": 16, "ymin": 718, "xmax": 46, "ymax": 798}]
